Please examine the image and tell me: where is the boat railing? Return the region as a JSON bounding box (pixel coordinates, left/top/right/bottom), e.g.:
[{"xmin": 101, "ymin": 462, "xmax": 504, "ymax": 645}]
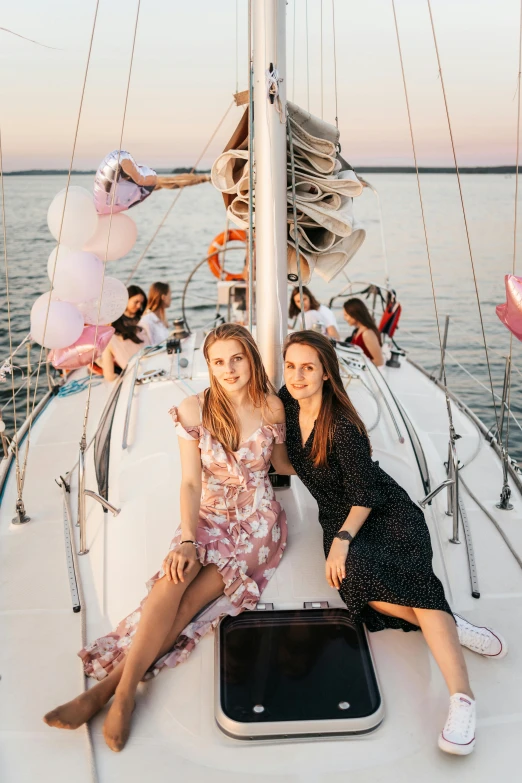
[{"xmin": 399, "ymin": 326, "xmax": 522, "ymax": 445}]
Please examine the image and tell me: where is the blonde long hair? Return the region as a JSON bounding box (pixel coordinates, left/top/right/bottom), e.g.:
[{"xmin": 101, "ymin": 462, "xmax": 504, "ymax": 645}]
[{"xmin": 203, "ymin": 324, "xmax": 275, "ymax": 452}]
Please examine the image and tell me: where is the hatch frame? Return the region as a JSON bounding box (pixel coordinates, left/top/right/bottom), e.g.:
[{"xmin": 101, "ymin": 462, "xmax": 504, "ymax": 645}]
[{"xmin": 215, "ymin": 607, "xmax": 385, "ymax": 741}]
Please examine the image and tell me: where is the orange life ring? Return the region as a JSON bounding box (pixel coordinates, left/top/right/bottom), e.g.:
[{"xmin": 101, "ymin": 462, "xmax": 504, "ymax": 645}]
[{"xmin": 207, "ymin": 229, "xmax": 247, "ymax": 281}]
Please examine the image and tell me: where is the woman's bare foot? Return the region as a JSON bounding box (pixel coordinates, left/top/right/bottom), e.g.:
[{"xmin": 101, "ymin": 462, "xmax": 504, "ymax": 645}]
[
  {"xmin": 43, "ymin": 687, "xmax": 108, "ymax": 730},
  {"xmin": 102, "ymin": 694, "xmax": 135, "ymax": 752}
]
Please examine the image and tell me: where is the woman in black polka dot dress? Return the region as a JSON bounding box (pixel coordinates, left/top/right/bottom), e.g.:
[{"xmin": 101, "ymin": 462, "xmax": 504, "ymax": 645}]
[{"xmin": 278, "ymin": 330, "xmax": 507, "ymax": 756}]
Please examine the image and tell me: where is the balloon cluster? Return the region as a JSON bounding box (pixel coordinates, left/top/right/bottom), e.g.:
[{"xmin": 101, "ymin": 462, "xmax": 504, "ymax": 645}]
[{"xmin": 30, "ymin": 151, "xmax": 155, "ymax": 370}]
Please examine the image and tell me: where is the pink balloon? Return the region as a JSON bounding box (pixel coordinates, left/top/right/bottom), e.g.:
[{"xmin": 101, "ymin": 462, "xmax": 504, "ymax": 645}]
[
  {"xmin": 48, "ymin": 325, "xmax": 115, "ymax": 370},
  {"xmin": 496, "ymin": 274, "xmax": 522, "ymax": 341},
  {"xmin": 93, "ymin": 150, "xmax": 157, "ymax": 215}
]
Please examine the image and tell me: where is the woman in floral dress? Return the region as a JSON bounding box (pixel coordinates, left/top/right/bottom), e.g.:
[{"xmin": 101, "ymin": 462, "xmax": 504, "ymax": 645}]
[{"xmin": 44, "ymin": 324, "xmax": 292, "ymax": 751}]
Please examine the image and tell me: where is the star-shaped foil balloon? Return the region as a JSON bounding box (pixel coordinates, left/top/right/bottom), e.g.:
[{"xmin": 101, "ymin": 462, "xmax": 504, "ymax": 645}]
[{"xmin": 496, "ymin": 274, "xmax": 522, "ymax": 341}]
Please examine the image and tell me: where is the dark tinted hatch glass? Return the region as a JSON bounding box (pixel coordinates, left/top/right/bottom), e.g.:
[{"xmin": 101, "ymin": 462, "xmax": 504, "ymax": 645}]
[{"xmin": 220, "ymin": 609, "xmax": 381, "ymax": 724}]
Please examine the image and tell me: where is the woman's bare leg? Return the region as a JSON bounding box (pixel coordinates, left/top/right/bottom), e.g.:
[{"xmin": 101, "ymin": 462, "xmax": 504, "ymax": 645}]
[
  {"xmin": 368, "ymin": 600, "xmax": 473, "ymax": 698},
  {"xmin": 413, "ymin": 608, "xmax": 473, "ymax": 698},
  {"xmin": 44, "ymin": 664, "xmax": 124, "ymax": 730},
  {"xmin": 103, "ymin": 564, "xmax": 225, "ymax": 751},
  {"xmin": 369, "ymin": 601, "xmax": 419, "ymax": 626},
  {"xmin": 44, "ymin": 564, "xmax": 223, "ymax": 733}
]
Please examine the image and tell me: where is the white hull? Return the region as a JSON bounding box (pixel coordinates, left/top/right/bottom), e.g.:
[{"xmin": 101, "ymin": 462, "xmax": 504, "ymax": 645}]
[{"xmin": 1, "ymin": 340, "xmax": 521, "ymax": 782}]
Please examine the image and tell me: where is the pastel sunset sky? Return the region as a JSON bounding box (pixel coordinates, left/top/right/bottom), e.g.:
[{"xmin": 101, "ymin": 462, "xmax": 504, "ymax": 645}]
[{"xmin": 0, "ymin": 0, "xmax": 520, "ymax": 170}]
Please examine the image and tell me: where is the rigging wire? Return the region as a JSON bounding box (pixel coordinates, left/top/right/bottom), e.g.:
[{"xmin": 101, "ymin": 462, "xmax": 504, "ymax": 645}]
[
  {"xmin": 306, "ymin": 0, "xmax": 310, "ymax": 111},
  {"xmin": 82, "ymin": 0, "xmax": 142, "ymax": 443},
  {"xmin": 504, "ymin": 0, "xmax": 522, "ymax": 459},
  {"xmin": 0, "ymin": 127, "xmax": 21, "ymax": 492},
  {"xmin": 390, "ymin": 0, "xmax": 456, "ymax": 432},
  {"xmin": 332, "ymin": 0, "xmax": 339, "ymax": 128},
  {"xmin": 288, "ymin": 120, "xmax": 306, "ymax": 330},
  {"xmin": 425, "ymin": 0, "xmax": 502, "ymax": 439},
  {"xmin": 292, "ymin": 0, "xmax": 296, "ymax": 103},
  {"xmin": 15, "ymin": 0, "xmax": 101, "ymax": 502},
  {"xmin": 319, "ymin": 0, "xmax": 324, "ymax": 119},
  {"xmin": 125, "ymin": 100, "xmax": 234, "ymax": 285},
  {"xmin": 235, "ymin": 0, "xmax": 239, "ymax": 96},
  {"xmin": 247, "ymin": 0, "xmax": 254, "ymax": 332}
]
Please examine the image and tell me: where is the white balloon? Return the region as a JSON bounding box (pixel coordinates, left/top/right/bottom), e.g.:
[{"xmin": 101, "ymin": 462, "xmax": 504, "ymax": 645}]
[
  {"xmin": 77, "ymin": 276, "xmax": 128, "ymax": 325},
  {"xmin": 83, "ymin": 213, "xmax": 137, "ymax": 261},
  {"xmin": 47, "ymin": 186, "xmax": 98, "ymax": 250},
  {"xmin": 30, "ymin": 292, "xmax": 84, "ymax": 349},
  {"xmin": 52, "ymin": 251, "xmax": 104, "ymax": 304},
  {"xmin": 47, "ymin": 244, "xmax": 73, "ymax": 282}
]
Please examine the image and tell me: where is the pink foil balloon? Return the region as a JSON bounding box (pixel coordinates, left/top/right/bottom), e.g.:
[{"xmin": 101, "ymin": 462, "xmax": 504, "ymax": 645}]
[
  {"xmin": 49, "ymin": 325, "xmax": 115, "ymax": 370},
  {"xmin": 93, "ymin": 150, "xmax": 157, "ymax": 215},
  {"xmin": 496, "ymin": 274, "xmax": 522, "ymax": 341}
]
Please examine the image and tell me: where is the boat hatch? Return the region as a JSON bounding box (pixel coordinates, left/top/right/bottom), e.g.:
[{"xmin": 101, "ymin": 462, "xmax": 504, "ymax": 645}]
[{"xmin": 216, "ymin": 608, "xmax": 384, "ymax": 740}]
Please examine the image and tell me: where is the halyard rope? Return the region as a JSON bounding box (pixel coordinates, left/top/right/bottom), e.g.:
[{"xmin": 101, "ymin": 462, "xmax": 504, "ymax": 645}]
[
  {"xmin": 83, "ymin": 0, "xmax": 142, "ymax": 442},
  {"xmin": 11, "ymin": 0, "xmax": 101, "ymax": 500},
  {"xmin": 124, "ymin": 100, "xmax": 235, "ymax": 284},
  {"xmin": 391, "ymin": 0, "xmax": 456, "ymax": 433},
  {"xmin": 332, "ymin": 0, "xmax": 339, "ymax": 129},
  {"xmin": 288, "ymin": 119, "xmax": 306, "ymax": 330},
  {"xmin": 425, "ymin": 0, "xmax": 502, "ymax": 440}
]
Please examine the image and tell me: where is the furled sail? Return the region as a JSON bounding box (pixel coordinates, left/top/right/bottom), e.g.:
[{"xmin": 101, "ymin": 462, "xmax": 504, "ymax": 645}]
[{"xmin": 210, "ymin": 101, "xmax": 366, "ymax": 283}]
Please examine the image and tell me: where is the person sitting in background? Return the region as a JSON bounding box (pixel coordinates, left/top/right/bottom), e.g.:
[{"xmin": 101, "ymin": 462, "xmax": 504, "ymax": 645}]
[
  {"xmin": 289, "ymin": 285, "xmax": 340, "ymax": 340},
  {"xmin": 343, "ymin": 298, "xmax": 384, "ymax": 367},
  {"xmin": 139, "ymin": 282, "xmax": 171, "ymax": 345},
  {"xmin": 124, "ymin": 284, "xmax": 147, "ymax": 322},
  {"xmin": 98, "ymin": 285, "xmax": 149, "ymax": 381}
]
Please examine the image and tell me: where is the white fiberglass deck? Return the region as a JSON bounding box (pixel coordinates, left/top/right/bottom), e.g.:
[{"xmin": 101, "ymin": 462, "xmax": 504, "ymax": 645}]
[{"xmin": 1, "ymin": 345, "xmax": 521, "ymax": 782}]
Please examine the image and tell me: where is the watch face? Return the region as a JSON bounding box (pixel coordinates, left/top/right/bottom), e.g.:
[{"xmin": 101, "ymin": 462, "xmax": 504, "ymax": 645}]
[{"xmin": 336, "ymin": 531, "xmax": 352, "ymax": 542}]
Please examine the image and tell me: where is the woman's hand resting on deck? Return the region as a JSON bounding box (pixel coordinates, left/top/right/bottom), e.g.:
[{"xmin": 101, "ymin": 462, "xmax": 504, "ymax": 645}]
[
  {"xmin": 325, "ymin": 538, "xmax": 350, "ymax": 590},
  {"xmin": 162, "ymin": 543, "xmax": 199, "ymax": 584}
]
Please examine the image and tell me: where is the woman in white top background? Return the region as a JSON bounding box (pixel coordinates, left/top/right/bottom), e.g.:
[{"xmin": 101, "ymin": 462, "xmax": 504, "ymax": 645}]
[
  {"xmin": 288, "ymin": 285, "xmax": 340, "ymax": 340},
  {"xmin": 139, "ymin": 281, "xmax": 171, "ymax": 345},
  {"xmin": 99, "ymin": 285, "xmax": 149, "ymax": 381}
]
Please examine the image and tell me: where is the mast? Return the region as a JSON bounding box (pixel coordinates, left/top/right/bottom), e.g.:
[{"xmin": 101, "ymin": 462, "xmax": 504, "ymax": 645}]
[{"xmin": 253, "ymin": 0, "xmax": 288, "ymax": 385}]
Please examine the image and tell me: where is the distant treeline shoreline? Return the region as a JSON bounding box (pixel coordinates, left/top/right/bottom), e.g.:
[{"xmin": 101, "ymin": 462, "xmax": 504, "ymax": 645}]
[
  {"xmin": 2, "ymin": 165, "xmax": 521, "ymax": 176},
  {"xmin": 2, "ymin": 167, "xmax": 211, "ymax": 176}
]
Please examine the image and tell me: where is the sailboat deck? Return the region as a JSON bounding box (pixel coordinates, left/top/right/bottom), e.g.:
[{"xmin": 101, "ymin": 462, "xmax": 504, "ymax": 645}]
[{"xmin": 1, "ymin": 349, "xmax": 521, "ymax": 782}]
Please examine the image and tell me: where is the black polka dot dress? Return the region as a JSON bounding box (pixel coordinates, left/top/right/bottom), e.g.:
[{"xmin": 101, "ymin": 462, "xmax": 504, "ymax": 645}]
[{"xmin": 279, "ymin": 386, "xmax": 453, "ymax": 633}]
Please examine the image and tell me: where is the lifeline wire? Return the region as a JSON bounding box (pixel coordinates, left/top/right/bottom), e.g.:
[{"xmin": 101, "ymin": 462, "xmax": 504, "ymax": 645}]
[
  {"xmin": 124, "ymin": 100, "xmax": 235, "ymax": 284},
  {"xmin": 426, "ymin": 0, "xmax": 502, "ymax": 439},
  {"xmin": 17, "ymin": 0, "xmax": 101, "ymax": 498}
]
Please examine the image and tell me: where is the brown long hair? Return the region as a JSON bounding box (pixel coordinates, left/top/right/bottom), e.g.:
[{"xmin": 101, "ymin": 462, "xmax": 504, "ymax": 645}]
[
  {"xmin": 202, "ymin": 323, "xmax": 275, "ymax": 452},
  {"xmin": 343, "ymin": 298, "xmax": 382, "ymax": 345},
  {"xmin": 147, "ymin": 281, "xmax": 170, "ymax": 318},
  {"xmin": 283, "ymin": 330, "xmax": 368, "ymax": 467},
  {"xmin": 288, "ymin": 285, "xmax": 321, "ymax": 319}
]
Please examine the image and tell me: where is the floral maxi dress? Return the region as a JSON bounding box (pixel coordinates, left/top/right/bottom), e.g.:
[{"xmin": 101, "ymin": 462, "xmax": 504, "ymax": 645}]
[{"xmin": 79, "ymin": 406, "xmax": 288, "ymax": 680}]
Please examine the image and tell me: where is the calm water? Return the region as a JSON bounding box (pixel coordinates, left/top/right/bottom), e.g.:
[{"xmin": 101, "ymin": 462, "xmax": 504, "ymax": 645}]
[{"xmin": 1, "ymin": 173, "xmax": 522, "ymax": 459}]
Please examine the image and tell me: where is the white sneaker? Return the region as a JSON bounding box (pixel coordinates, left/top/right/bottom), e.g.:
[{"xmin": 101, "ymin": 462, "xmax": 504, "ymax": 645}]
[
  {"xmin": 438, "ymin": 693, "xmax": 476, "ymax": 756},
  {"xmin": 454, "ymin": 614, "xmax": 508, "ymax": 659}
]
